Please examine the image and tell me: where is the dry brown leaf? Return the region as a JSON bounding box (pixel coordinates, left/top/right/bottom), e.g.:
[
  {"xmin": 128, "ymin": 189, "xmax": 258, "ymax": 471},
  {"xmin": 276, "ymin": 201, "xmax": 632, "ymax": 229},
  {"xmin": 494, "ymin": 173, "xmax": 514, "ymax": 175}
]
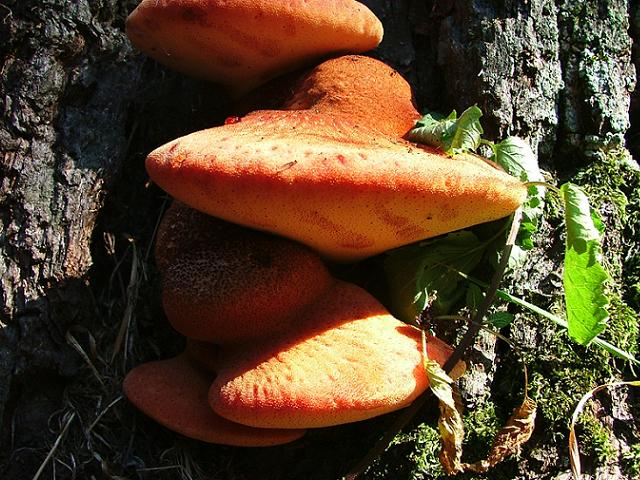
[
  {"xmin": 463, "ymin": 396, "xmax": 537, "ymax": 473},
  {"xmin": 437, "ymin": 384, "xmax": 465, "ymax": 475},
  {"xmin": 422, "ymin": 332, "xmax": 465, "ymax": 475}
]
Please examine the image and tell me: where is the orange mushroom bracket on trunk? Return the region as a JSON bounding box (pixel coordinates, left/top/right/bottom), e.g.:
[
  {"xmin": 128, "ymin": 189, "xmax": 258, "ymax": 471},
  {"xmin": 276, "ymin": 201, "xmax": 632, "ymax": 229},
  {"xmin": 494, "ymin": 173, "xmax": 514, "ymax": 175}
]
[
  {"xmin": 125, "ymin": 202, "xmax": 467, "ymax": 443},
  {"xmin": 147, "ymin": 109, "xmax": 527, "ymax": 262},
  {"xmin": 126, "ymin": 0, "xmax": 383, "ymax": 96},
  {"xmin": 209, "ymin": 281, "xmax": 466, "ymax": 429}
]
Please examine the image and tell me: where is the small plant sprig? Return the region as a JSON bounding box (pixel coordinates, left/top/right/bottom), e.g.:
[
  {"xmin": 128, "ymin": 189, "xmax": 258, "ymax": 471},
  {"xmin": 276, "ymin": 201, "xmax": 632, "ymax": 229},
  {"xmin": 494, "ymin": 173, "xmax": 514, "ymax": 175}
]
[{"xmin": 392, "ymin": 105, "xmax": 624, "ymax": 353}]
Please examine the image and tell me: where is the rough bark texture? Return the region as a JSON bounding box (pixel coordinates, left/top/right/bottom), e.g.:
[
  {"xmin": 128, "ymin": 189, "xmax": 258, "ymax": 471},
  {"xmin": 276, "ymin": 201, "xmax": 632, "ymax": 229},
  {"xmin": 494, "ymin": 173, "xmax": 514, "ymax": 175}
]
[
  {"xmin": 1, "ymin": 0, "xmax": 140, "ymax": 432},
  {"xmin": 0, "ymin": 0, "xmax": 638, "ymax": 479}
]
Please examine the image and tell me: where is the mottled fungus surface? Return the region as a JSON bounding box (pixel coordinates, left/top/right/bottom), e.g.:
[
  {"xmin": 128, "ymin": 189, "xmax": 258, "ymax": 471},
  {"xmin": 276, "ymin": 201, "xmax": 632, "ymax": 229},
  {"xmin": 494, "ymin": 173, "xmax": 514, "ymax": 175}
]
[
  {"xmin": 147, "ymin": 111, "xmax": 527, "ymax": 261},
  {"xmin": 280, "ymin": 55, "xmax": 421, "ymax": 137},
  {"xmin": 209, "ymin": 282, "xmax": 465, "ymax": 429},
  {"xmin": 155, "ymin": 202, "xmax": 333, "ymax": 343}
]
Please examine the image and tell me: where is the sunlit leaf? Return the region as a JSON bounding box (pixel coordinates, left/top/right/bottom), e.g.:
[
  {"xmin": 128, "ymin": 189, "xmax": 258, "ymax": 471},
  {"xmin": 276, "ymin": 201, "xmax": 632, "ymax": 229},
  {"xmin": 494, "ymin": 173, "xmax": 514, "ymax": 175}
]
[
  {"xmin": 408, "ymin": 106, "xmax": 482, "ymax": 155},
  {"xmin": 493, "ymin": 136, "xmax": 545, "ymax": 252},
  {"xmin": 449, "ymin": 106, "xmax": 483, "ymax": 154},
  {"xmin": 407, "ymin": 110, "xmax": 457, "ymax": 151},
  {"xmin": 560, "ymin": 183, "xmax": 610, "ymax": 345}
]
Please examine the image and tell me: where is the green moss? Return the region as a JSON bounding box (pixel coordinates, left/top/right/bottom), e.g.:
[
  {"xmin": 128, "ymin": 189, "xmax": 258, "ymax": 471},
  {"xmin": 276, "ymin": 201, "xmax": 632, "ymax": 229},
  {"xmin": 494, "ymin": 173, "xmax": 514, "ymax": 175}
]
[
  {"xmin": 462, "ymin": 402, "xmax": 501, "ymax": 461},
  {"xmin": 576, "ymin": 414, "xmax": 617, "ymax": 464},
  {"xmin": 622, "ymin": 443, "xmax": 640, "ymax": 478},
  {"xmin": 517, "ymin": 326, "xmax": 615, "ymax": 434},
  {"xmin": 393, "ymin": 423, "xmax": 445, "ymax": 480},
  {"xmin": 366, "ymin": 423, "xmax": 444, "ymax": 480},
  {"xmin": 600, "ymin": 294, "xmax": 639, "ymax": 356},
  {"xmin": 365, "ymin": 411, "xmax": 515, "ymax": 480}
]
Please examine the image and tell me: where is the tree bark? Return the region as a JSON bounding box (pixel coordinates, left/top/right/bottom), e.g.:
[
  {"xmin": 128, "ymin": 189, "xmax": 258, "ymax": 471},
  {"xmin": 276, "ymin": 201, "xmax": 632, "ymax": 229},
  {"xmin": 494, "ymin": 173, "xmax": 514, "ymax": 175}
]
[{"xmin": 1, "ymin": 0, "xmax": 637, "ymax": 478}]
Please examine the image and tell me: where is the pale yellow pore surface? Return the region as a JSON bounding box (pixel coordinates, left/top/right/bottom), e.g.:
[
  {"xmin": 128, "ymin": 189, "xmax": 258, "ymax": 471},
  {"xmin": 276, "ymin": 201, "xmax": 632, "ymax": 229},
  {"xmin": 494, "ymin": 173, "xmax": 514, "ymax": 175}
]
[
  {"xmin": 146, "ymin": 110, "xmax": 528, "ymax": 261},
  {"xmin": 126, "ymin": 0, "xmax": 383, "ymax": 95},
  {"xmin": 208, "ymin": 282, "xmax": 464, "ymax": 429}
]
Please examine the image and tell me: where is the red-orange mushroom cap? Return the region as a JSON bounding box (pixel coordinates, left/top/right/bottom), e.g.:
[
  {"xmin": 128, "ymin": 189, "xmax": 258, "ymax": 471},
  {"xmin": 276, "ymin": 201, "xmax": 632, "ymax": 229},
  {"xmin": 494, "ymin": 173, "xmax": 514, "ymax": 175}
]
[
  {"xmin": 126, "ymin": 0, "xmax": 383, "ymax": 96},
  {"xmin": 155, "ymin": 202, "xmax": 333, "ymax": 343},
  {"xmin": 280, "ymin": 55, "xmax": 421, "ymax": 137},
  {"xmin": 147, "ymin": 111, "xmax": 528, "ymax": 262},
  {"xmin": 208, "ymin": 281, "xmax": 465, "ymax": 429},
  {"xmin": 122, "ymin": 354, "xmax": 306, "ymax": 446}
]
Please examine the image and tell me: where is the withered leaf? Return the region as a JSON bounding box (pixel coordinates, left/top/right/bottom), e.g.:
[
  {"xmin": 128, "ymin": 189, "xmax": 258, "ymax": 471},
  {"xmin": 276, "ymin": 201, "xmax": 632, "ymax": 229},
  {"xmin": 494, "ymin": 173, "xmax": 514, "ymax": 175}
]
[
  {"xmin": 422, "ymin": 333, "xmax": 465, "ymax": 475},
  {"xmin": 463, "ymin": 396, "xmax": 537, "ymax": 473},
  {"xmin": 437, "ymin": 383, "xmax": 465, "ymax": 475}
]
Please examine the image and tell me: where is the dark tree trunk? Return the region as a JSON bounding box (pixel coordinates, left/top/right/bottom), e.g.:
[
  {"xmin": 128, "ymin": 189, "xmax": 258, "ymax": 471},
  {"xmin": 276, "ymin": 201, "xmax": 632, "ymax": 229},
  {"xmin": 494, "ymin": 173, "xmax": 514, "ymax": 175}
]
[{"xmin": 1, "ymin": 0, "xmax": 637, "ymax": 479}]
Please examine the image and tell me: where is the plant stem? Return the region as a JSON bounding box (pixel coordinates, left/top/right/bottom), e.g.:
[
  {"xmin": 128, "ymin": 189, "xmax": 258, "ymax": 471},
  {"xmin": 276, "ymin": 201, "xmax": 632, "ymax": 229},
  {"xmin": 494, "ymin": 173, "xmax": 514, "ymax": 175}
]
[{"xmin": 456, "ymin": 272, "xmax": 639, "ymax": 365}]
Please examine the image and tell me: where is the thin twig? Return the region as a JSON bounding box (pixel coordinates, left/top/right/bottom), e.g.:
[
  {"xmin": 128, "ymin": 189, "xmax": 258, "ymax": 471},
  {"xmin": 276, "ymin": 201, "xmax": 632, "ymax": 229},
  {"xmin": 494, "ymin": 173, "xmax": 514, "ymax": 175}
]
[
  {"xmin": 111, "ymin": 243, "xmax": 139, "ymax": 363},
  {"xmin": 87, "ymin": 396, "xmax": 123, "ymax": 433},
  {"xmin": 66, "ymin": 331, "xmax": 106, "ymax": 390},
  {"xmin": 443, "ymin": 208, "xmax": 522, "ymax": 372}
]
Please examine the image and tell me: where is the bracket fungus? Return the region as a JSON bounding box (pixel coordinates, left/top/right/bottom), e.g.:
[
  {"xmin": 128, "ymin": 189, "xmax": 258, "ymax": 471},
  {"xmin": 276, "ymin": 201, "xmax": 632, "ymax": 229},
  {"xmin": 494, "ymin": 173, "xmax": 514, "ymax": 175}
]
[
  {"xmin": 123, "ymin": 2, "xmax": 514, "ymax": 449},
  {"xmin": 155, "ymin": 202, "xmax": 332, "ymax": 343},
  {"xmin": 145, "ymin": 53, "xmax": 527, "ymax": 261},
  {"xmin": 278, "ymin": 55, "xmax": 422, "ymax": 137},
  {"xmin": 147, "ymin": 108, "xmax": 527, "ymax": 261},
  {"xmin": 123, "ymin": 354, "xmax": 306, "ymax": 446},
  {"xmin": 130, "ymin": 203, "xmax": 465, "ymax": 435},
  {"xmin": 124, "ymin": 203, "xmax": 465, "ymax": 443},
  {"xmin": 126, "ymin": 0, "xmax": 383, "ymax": 95},
  {"xmin": 209, "ymin": 281, "xmax": 465, "ymax": 429}
]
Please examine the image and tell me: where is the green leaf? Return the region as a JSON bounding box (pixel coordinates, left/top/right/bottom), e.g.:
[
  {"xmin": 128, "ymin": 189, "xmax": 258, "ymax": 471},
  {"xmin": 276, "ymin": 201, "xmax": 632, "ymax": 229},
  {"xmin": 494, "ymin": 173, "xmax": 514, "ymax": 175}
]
[
  {"xmin": 493, "ymin": 136, "xmax": 543, "ymax": 183},
  {"xmin": 408, "ymin": 106, "xmax": 483, "ymax": 155},
  {"xmin": 560, "ymin": 183, "xmax": 610, "ymax": 345},
  {"xmin": 493, "ymin": 136, "xmax": 545, "ymax": 251},
  {"xmin": 465, "ymin": 283, "xmax": 485, "ymax": 316},
  {"xmin": 408, "ymin": 110, "xmax": 458, "ymax": 151},
  {"xmin": 449, "ymin": 106, "xmax": 483, "ymax": 154},
  {"xmin": 384, "ymin": 231, "xmax": 486, "ymax": 323},
  {"xmin": 459, "ymin": 271, "xmax": 638, "ymax": 364}
]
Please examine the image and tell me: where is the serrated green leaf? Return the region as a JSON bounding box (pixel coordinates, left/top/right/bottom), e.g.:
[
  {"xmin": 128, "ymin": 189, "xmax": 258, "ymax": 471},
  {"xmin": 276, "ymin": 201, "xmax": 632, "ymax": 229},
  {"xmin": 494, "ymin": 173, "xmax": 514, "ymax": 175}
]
[
  {"xmin": 562, "ymin": 183, "xmax": 602, "ymax": 251},
  {"xmin": 449, "ymin": 106, "xmax": 483, "ymax": 154},
  {"xmin": 458, "ymin": 271, "xmax": 638, "ymax": 364},
  {"xmin": 408, "ymin": 106, "xmax": 482, "ymax": 155},
  {"xmin": 493, "ymin": 137, "xmax": 543, "ymax": 183},
  {"xmin": 384, "ymin": 231, "xmax": 485, "ymax": 323},
  {"xmin": 560, "ymin": 183, "xmax": 610, "ymax": 345}
]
